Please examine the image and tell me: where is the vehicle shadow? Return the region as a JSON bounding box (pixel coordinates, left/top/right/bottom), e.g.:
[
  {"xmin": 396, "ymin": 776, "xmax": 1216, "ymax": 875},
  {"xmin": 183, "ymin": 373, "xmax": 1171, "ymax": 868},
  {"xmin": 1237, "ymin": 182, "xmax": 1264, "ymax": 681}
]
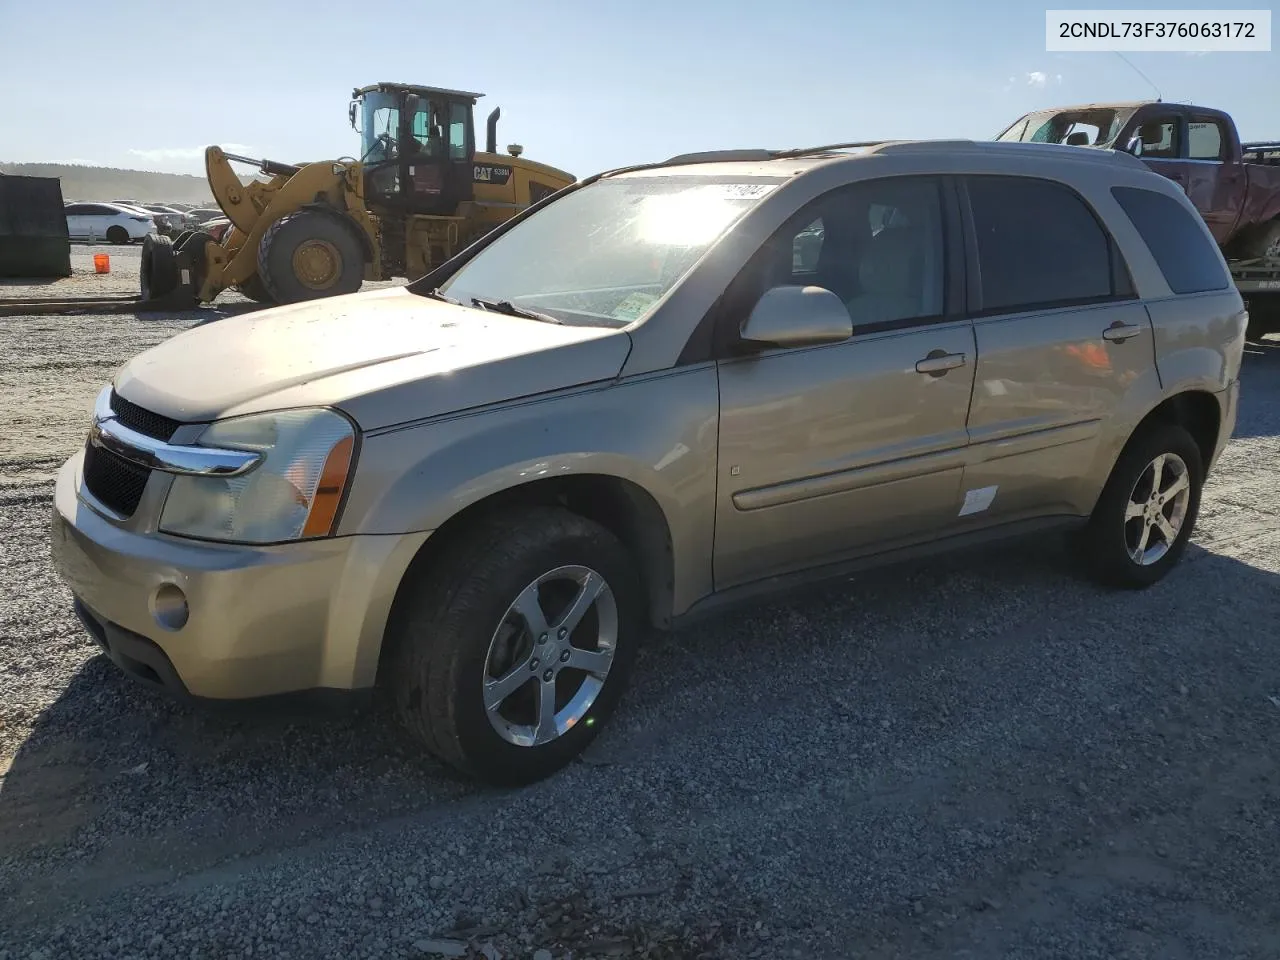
[{"xmin": 3, "ymin": 523, "xmax": 1278, "ymax": 945}]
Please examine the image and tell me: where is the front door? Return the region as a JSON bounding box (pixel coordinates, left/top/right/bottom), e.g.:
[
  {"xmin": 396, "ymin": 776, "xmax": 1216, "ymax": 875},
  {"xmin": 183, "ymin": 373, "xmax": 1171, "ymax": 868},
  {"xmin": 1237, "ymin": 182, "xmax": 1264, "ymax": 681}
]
[
  {"xmin": 63, "ymin": 204, "xmax": 84, "ymax": 240},
  {"xmin": 1130, "ymin": 111, "xmax": 1198, "ymax": 207},
  {"xmin": 957, "ymin": 174, "xmax": 1158, "ymax": 523},
  {"xmin": 713, "ymin": 176, "xmax": 977, "ymax": 589}
]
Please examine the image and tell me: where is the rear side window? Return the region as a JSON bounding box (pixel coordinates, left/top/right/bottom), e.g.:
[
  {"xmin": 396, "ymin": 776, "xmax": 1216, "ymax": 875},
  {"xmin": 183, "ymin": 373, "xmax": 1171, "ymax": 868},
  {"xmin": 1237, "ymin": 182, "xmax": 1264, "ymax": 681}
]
[
  {"xmin": 967, "ymin": 176, "xmax": 1121, "ymax": 313},
  {"xmin": 1187, "ymin": 119, "xmax": 1225, "ymax": 160},
  {"xmin": 1111, "ymin": 186, "xmax": 1230, "ymax": 294}
]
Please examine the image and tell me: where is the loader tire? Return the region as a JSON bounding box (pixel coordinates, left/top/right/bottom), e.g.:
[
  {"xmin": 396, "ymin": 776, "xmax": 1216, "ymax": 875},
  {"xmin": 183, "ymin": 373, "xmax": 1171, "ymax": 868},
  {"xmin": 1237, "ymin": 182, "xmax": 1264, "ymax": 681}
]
[
  {"xmin": 256, "ymin": 210, "xmax": 365, "ymax": 304},
  {"xmin": 140, "ymin": 234, "xmax": 179, "ymax": 301},
  {"xmin": 235, "ymin": 274, "xmax": 275, "ymax": 305}
]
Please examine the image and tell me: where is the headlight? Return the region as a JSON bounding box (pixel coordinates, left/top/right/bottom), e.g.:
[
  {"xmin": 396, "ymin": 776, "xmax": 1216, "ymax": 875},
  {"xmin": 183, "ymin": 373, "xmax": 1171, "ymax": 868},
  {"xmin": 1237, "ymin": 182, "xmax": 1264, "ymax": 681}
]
[{"xmin": 159, "ymin": 407, "xmax": 356, "ymax": 544}]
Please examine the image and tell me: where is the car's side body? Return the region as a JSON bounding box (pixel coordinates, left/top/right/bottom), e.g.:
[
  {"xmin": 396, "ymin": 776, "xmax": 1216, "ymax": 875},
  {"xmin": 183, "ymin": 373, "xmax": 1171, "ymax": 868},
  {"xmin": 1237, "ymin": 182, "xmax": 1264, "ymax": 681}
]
[
  {"xmin": 338, "ymin": 142, "xmax": 1242, "ymax": 629},
  {"xmin": 64, "ymin": 202, "xmax": 155, "ymax": 242},
  {"xmin": 49, "ymin": 138, "xmax": 1245, "ymax": 782}
]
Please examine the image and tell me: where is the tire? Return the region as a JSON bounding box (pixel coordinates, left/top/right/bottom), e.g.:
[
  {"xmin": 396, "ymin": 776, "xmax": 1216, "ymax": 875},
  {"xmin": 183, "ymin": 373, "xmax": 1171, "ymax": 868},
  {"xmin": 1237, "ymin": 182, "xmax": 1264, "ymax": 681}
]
[
  {"xmin": 1233, "ymin": 220, "xmax": 1280, "ymax": 261},
  {"xmin": 387, "ymin": 506, "xmax": 644, "ymax": 786},
  {"xmin": 105, "ymin": 225, "xmax": 129, "ymax": 245},
  {"xmin": 139, "ymin": 233, "xmax": 180, "ymax": 301},
  {"xmin": 1077, "ymin": 422, "xmax": 1204, "ymax": 589},
  {"xmin": 255, "ymin": 210, "xmax": 365, "ymax": 304},
  {"xmin": 1245, "ymin": 296, "xmax": 1280, "ymax": 341},
  {"xmin": 234, "ymin": 274, "xmax": 276, "ymax": 305}
]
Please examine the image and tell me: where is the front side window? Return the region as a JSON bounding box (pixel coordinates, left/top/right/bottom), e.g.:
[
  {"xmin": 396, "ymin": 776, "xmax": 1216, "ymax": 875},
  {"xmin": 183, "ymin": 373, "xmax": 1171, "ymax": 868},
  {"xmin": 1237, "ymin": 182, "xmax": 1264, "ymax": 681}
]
[
  {"xmin": 1134, "ymin": 118, "xmax": 1179, "ymax": 158},
  {"xmin": 747, "ymin": 177, "xmax": 946, "ymax": 330},
  {"xmin": 968, "ymin": 176, "xmax": 1117, "ymax": 313},
  {"xmin": 433, "ymin": 175, "xmax": 783, "ymax": 327}
]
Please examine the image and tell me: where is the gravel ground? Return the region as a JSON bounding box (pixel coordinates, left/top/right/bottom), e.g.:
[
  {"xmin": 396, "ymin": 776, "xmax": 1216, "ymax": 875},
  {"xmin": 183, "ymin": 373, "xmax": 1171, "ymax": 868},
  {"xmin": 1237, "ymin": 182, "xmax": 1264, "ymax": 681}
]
[{"xmin": 1, "ymin": 291, "xmax": 1279, "ymax": 959}]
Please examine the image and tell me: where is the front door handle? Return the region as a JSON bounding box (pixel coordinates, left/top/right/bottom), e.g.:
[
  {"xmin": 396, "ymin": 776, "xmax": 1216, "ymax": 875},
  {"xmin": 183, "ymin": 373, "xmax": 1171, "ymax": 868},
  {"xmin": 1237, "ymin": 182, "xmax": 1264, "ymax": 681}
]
[
  {"xmin": 915, "ymin": 350, "xmax": 967, "ymax": 376},
  {"xmin": 1102, "ymin": 322, "xmax": 1143, "ymax": 343}
]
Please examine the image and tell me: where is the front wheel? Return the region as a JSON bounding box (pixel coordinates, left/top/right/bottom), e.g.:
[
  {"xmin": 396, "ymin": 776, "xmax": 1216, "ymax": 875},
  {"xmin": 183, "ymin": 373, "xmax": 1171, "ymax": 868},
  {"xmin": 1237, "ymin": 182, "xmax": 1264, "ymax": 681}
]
[
  {"xmin": 256, "ymin": 210, "xmax": 365, "ymax": 304},
  {"xmin": 387, "ymin": 507, "xmax": 644, "ymax": 786},
  {"xmin": 1077, "ymin": 422, "xmax": 1204, "ymax": 589}
]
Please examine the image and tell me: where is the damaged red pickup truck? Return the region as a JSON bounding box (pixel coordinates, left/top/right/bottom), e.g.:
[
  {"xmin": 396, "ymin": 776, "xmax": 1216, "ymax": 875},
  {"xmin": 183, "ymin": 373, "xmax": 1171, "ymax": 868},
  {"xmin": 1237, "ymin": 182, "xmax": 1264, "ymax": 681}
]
[{"xmin": 998, "ymin": 101, "xmax": 1280, "ymax": 336}]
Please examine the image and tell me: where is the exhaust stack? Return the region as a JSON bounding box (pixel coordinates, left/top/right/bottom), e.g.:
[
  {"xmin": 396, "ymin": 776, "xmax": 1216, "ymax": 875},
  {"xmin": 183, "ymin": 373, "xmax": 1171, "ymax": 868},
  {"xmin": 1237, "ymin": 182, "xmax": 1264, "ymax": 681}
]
[{"xmin": 486, "ymin": 108, "xmax": 501, "ymax": 154}]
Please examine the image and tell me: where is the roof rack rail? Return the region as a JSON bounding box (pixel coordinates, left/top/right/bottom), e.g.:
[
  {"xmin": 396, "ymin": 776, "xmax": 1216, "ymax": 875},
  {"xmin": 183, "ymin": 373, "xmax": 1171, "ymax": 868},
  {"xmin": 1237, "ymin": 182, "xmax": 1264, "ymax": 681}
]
[{"xmin": 663, "ymin": 142, "xmax": 890, "ymax": 164}]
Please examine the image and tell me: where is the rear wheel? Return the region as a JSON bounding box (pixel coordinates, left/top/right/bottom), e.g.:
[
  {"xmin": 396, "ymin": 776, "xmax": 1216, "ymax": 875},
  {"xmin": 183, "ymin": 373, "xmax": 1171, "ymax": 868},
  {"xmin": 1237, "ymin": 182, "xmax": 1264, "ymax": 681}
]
[
  {"xmin": 256, "ymin": 210, "xmax": 365, "ymax": 304},
  {"xmin": 139, "ymin": 233, "xmax": 180, "ymax": 301},
  {"xmin": 105, "ymin": 226, "xmax": 128, "ymax": 245},
  {"xmin": 1245, "ymin": 296, "xmax": 1280, "ymax": 341},
  {"xmin": 387, "ymin": 507, "xmax": 644, "ymax": 786},
  {"xmin": 1233, "ymin": 220, "xmax": 1280, "ymax": 261},
  {"xmin": 1077, "ymin": 422, "xmax": 1204, "ymax": 589}
]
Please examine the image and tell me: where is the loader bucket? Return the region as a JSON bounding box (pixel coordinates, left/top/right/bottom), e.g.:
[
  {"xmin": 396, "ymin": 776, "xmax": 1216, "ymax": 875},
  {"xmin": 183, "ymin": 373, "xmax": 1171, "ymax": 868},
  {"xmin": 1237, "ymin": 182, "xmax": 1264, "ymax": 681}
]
[{"xmin": 0, "ymin": 175, "xmax": 71, "ymax": 278}]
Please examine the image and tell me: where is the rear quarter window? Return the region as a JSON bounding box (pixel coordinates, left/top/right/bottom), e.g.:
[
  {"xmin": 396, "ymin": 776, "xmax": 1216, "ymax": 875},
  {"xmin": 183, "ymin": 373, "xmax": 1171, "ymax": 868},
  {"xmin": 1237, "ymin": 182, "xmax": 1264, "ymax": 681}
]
[{"xmin": 1110, "ymin": 186, "xmax": 1231, "ymax": 295}]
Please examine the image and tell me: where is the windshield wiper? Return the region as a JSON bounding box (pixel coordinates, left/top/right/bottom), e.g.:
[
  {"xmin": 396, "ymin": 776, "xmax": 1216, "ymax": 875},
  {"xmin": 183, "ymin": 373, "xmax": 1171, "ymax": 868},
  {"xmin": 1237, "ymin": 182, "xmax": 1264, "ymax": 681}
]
[
  {"xmin": 471, "ymin": 296, "xmax": 564, "ymax": 325},
  {"xmin": 420, "ymin": 287, "xmax": 462, "ymax": 305}
]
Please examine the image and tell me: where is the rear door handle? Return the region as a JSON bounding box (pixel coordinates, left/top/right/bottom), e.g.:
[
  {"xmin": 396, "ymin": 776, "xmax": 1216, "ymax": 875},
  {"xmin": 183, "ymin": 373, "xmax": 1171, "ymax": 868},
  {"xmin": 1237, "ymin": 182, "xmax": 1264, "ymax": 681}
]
[
  {"xmin": 1102, "ymin": 322, "xmax": 1143, "ymax": 343},
  {"xmin": 915, "ymin": 350, "xmax": 967, "ymax": 376}
]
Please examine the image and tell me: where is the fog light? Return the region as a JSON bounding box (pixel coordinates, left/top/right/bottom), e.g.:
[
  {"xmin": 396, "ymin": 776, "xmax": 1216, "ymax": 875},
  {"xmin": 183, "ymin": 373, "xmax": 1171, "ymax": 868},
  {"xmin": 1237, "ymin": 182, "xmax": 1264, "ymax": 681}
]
[{"xmin": 151, "ymin": 583, "xmax": 189, "ymax": 631}]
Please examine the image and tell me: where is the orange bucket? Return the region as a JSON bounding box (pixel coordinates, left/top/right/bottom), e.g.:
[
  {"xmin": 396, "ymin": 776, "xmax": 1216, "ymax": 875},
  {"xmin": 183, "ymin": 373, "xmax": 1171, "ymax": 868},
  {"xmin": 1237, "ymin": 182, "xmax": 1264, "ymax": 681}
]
[{"xmin": 93, "ymin": 253, "xmax": 110, "ymax": 274}]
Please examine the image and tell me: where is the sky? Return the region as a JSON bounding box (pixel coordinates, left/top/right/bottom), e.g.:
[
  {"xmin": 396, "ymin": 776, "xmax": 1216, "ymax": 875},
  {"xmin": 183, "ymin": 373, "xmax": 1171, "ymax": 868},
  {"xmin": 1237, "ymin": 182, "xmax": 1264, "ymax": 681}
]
[{"xmin": 0, "ymin": 0, "xmax": 1274, "ymax": 178}]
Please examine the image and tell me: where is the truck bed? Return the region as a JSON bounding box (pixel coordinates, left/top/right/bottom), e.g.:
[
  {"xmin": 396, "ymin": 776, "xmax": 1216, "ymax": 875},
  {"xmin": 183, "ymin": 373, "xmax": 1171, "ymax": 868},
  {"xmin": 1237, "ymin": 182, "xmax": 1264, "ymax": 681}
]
[{"xmin": 1242, "ymin": 141, "xmax": 1280, "ymax": 166}]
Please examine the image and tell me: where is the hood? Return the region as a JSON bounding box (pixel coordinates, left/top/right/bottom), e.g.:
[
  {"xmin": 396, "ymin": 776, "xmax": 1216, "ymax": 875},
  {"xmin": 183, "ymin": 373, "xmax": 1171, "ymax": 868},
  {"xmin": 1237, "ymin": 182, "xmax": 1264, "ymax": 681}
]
[{"xmin": 114, "ymin": 286, "xmax": 632, "ymax": 430}]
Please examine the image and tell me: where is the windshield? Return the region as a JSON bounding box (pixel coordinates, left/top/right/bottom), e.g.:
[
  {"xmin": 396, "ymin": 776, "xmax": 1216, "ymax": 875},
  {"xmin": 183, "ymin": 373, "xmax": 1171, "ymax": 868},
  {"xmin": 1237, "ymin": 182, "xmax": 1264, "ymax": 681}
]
[
  {"xmin": 431, "ymin": 175, "xmax": 783, "ymax": 327},
  {"xmin": 359, "ymin": 91, "xmax": 399, "ymax": 162},
  {"xmin": 996, "ymin": 108, "xmax": 1134, "ymax": 147}
]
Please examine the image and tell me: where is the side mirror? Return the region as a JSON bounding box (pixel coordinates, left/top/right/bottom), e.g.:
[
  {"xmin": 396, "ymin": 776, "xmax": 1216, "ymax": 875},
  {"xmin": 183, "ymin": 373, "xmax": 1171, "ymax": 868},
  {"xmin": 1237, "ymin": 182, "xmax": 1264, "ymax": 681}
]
[
  {"xmin": 740, "ymin": 285, "xmax": 853, "ymax": 349},
  {"xmin": 348, "ymin": 101, "xmax": 358, "ymax": 131},
  {"xmin": 1122, "ymin": 136, "xmax": 1143, "ymax": 157}
]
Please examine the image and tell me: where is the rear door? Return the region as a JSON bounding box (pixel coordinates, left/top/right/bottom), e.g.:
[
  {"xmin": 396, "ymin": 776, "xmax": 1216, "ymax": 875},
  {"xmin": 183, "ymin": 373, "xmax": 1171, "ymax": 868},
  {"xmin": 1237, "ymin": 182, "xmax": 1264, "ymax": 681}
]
[
  {"xmin": 1183, "ymin": 112, "xmax": 1246, "ymax": 243},
  {"xmin": 955, "ymin": 174, "xmax": 1155, "ymax": 524}
]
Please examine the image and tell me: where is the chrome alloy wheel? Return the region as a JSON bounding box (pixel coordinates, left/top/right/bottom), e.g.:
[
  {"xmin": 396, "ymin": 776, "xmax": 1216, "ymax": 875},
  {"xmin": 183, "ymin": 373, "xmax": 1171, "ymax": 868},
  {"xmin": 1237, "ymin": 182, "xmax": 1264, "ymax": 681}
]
[
  {"xmin": 1123, "ymin": 451, "xmax": 1192, "ymax": 566},
  {"xmin": 482, "ymin": 565, "xmax": 618, "ymax": 747}
]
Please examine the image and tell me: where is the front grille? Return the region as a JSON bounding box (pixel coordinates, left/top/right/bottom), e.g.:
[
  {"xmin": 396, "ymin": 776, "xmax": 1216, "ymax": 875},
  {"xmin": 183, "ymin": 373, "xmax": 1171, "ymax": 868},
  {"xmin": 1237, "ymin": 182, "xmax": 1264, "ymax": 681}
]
[
  {"xmin": 82, "ymin": 440, "xmax": 151, "ymax": 517},
  {"xmin": 110, "ymin": 389, "xmax": 180, "ymax": 441},
  {"xmin": 81, "ymin": 391, "xmax": 186, "ymax": 518}
]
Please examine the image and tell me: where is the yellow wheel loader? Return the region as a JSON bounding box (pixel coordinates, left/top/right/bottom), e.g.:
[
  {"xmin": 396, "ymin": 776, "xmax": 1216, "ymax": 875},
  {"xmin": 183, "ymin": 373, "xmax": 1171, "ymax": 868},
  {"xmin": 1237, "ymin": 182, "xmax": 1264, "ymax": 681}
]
[{"xmin": 141, "ymin": 83, "xmax": 575, "ymax": 307}]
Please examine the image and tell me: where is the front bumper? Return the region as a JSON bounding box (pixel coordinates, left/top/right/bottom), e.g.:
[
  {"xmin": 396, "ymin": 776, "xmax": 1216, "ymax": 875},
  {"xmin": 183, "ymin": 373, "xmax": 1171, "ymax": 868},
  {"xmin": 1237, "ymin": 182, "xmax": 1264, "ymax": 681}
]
[{"xmin": 50, "ymin": 450, "xmax": 429, "ymax": 701}]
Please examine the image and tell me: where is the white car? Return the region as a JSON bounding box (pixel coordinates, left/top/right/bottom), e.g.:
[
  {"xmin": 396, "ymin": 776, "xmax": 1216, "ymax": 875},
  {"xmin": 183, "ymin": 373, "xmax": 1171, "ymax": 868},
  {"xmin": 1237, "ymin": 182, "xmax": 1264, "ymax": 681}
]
[{"xmin": 64, "ymin": 202, "xmax": 156, "ymax": 244}]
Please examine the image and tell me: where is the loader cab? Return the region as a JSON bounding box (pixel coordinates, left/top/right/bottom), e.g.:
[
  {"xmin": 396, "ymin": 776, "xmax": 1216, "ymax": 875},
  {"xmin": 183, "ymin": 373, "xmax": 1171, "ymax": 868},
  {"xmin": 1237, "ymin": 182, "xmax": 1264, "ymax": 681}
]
[{"xmin": 352, "ymin": 82, "xmax": 478, "ymax": 217}]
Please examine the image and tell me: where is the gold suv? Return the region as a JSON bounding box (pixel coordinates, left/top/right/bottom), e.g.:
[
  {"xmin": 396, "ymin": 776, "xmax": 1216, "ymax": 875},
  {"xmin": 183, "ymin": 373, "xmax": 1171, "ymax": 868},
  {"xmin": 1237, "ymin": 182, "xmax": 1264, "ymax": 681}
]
[{"xmin": 51, "ymin": 140, "xmax": 1245, "ymax": 785}]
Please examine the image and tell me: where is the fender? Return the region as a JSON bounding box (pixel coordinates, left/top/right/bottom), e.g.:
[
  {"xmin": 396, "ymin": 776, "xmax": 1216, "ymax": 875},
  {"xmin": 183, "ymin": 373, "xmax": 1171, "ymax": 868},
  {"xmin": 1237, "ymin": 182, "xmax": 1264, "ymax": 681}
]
[{"xmin": 337, "ymin": 365, "xmax": 722, "ymax": 618}]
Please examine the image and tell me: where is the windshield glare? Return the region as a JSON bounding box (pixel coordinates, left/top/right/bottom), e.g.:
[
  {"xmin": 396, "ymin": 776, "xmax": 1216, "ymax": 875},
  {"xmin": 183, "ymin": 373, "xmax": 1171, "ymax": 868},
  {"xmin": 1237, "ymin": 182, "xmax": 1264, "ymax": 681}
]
[{"xmin": 434, "ymin": 176, "xmax": 782, "ymax": 327}]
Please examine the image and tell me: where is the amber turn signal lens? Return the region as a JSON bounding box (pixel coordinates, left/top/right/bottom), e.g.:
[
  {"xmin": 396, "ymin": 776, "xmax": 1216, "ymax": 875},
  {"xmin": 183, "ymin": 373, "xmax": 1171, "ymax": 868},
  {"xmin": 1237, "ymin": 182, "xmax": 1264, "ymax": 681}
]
[{"xmin": 302, "ymin": 434, "xmax": 355, "ymax": 537}]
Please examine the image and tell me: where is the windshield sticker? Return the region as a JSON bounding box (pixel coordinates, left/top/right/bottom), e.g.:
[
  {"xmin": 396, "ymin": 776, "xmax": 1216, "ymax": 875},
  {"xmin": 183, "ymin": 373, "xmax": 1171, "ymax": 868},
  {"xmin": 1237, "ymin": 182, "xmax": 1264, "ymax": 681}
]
[
  {"xmin": 706, "ymin": 183, "xmax": 778, "ymax": 200},
  {"xmin": 612, "ymin": 292, "xmax": 658, "ymax": 321}
]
